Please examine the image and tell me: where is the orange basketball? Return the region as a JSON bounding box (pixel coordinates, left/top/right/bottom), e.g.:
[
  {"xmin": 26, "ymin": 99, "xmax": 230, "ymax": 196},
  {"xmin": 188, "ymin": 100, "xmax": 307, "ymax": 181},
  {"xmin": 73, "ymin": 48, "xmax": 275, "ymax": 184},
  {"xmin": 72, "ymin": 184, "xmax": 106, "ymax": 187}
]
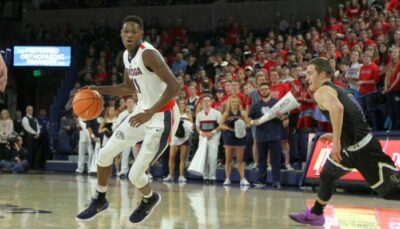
[{"xmin": 72, "ymin": 89, "xmax": 104, "ymax": 120}]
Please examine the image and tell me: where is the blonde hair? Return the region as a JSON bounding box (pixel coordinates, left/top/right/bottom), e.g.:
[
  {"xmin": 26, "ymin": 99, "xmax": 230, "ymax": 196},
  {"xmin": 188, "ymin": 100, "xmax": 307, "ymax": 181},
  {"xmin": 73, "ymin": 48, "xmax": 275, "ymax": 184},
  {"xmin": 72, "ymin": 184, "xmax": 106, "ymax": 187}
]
[
  {"xmin": 0, "ymin": 109, "xmax": 10, "ymax": 120},
  {"xmin": 385, "ymin": 46, "xmax": 400, "ymax": 88},
  {"xmin": 103, "ymin": 106, "xmax": 116, "ymax": 122},
  {"xmin": 224, "ymin": 95, "xmax": 243, "ymax": 114}
]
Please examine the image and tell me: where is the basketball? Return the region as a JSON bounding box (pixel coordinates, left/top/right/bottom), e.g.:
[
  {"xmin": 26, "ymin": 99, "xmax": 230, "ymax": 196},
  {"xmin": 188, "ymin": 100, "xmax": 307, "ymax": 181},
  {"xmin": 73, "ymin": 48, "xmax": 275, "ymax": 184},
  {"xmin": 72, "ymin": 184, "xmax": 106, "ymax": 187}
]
[{"xmin": 72, "ymin": 89, "xmax": 104, "ymax": 120}]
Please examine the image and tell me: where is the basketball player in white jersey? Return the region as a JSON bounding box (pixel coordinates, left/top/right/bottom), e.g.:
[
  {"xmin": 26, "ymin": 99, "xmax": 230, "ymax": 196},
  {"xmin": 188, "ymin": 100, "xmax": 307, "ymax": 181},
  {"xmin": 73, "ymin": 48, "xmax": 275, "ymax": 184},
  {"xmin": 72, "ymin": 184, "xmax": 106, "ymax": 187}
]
[{"xmin": 76, "ymin": 15, "xmax": 180, "ymax": 224}]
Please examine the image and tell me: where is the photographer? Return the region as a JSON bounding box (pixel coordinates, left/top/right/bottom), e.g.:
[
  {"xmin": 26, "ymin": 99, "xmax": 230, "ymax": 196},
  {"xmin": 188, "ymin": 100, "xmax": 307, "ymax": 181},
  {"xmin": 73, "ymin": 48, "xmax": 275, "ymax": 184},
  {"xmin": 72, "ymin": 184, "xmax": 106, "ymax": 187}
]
[{"xmin": 0, "ymin": 136, "xmax": 28, "ymax": 173}]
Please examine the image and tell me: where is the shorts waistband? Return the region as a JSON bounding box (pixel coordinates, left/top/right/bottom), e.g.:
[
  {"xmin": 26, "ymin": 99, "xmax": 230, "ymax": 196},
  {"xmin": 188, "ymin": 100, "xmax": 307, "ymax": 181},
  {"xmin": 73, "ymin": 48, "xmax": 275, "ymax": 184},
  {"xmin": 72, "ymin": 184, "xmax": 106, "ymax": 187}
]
[{"xmin": 346, "ymin": 133, "xmax": 373, "ymax": 152}]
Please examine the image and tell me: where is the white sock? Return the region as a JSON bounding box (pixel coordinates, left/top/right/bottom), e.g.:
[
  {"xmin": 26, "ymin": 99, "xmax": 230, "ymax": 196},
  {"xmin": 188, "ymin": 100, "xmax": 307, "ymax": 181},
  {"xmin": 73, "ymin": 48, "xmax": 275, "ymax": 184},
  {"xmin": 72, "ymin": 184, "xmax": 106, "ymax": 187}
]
[
  {"xmin": 96, "ymin": 184, "xmax": 108, "ymax": 193},
  {"xmin": 144, "ymin": 191, "xmax": 153, "ymax": 199}
]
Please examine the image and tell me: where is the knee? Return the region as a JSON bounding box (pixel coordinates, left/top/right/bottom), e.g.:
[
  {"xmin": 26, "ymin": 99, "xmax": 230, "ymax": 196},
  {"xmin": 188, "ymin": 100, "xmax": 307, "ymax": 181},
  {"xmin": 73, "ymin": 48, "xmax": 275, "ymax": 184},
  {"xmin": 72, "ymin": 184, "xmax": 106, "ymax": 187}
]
[
  {"xmin": 128, "ymin": 169, "xmax": 148, "ymax": 188},
  {"xmin": 97, "ymin": 148, "xmax": 113, "ymax": 167}
]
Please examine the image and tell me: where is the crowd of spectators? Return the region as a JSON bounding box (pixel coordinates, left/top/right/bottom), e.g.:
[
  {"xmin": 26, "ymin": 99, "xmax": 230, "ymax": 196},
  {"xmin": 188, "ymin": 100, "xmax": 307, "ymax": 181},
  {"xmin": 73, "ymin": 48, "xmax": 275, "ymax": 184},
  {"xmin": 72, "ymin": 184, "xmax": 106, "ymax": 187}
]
[
  {"xmin": 26, "ymin": 0, "xmax": 218, "ymax": 10},
  {"xmin": 16, "ymin": 0, "xmax": 400, "ymax": 182}
]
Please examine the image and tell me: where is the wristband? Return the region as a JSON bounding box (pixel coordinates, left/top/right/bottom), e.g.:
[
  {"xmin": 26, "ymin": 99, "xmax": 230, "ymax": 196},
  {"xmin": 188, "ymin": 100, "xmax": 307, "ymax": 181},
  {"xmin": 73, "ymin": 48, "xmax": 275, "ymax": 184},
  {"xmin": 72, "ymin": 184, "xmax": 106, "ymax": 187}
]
[{"xmin": 211, "ymin": 129, "xmax": 217, "ymax": 134}]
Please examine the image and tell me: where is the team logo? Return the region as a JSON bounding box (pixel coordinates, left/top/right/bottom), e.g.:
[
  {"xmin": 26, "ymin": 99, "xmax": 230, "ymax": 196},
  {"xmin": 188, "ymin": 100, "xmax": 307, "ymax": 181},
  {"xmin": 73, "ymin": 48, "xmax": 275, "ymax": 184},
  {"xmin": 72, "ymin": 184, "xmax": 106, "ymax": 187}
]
[
  {"xmin": 115, "ymin": 130, "xmax": 125, "ymax": 140},
  {"xmin": 390, "ymin": 173, "xmax": 400, "ymax": 183},
  {"xmin": 128, "ymin": 67, "xmax": 142, "ymax": 76}
]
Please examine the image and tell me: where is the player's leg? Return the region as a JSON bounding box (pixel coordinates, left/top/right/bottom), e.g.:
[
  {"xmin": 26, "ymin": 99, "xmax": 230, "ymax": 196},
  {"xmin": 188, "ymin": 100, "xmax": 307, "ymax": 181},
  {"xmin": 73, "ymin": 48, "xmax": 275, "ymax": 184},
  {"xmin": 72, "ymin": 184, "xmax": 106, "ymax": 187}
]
[
  {"xmin": 128, "ymin": 106, "xmax": 179, "ymax": 224},
  {"xmin": 351, "ymin": 138, "xmax": 400, "ymax": 200},
  {"xmin": 76, "ymin": 114, "xmax": 145, "ymax": 221},
  {"xmin": 290, "ymin": 154, "xmax": 353, "ymax": 226}
]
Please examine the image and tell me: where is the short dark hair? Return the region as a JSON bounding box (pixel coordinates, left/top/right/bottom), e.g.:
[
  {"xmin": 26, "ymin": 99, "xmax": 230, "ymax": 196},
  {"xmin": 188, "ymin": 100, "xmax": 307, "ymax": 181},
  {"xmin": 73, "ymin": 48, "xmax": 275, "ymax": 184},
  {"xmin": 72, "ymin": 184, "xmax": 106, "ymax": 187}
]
[
  {"xmin": 308, "ymin": 57, "xmax": 333, "ymax": 79},
  {"xmin": 123, "ymin": 15, "xmax": 144, "ymax": 29}
]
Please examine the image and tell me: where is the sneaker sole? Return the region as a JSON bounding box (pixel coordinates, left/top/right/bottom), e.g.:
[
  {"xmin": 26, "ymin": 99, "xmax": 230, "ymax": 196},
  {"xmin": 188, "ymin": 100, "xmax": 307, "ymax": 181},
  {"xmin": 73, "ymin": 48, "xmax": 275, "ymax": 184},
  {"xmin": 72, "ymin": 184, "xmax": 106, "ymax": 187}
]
[
  {"xmin": 130, "ymin": 193, "xmax": 162, "ymax": 224},
  {"xmin": 75, "ymin": 206, "xmax": 111, "ymax": 222},
  {"xmin": 288, "ymin": 214, "xmax": 324, "ymax": 226}
]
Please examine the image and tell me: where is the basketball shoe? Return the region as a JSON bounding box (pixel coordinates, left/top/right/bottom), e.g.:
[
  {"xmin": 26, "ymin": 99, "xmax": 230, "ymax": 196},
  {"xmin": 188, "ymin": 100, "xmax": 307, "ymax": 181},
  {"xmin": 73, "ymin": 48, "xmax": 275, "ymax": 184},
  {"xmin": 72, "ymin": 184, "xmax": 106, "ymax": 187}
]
[
  {"xmin": 129, "ymin": 192, "xmax": 161, "ymax": 224},
  {"xmin": 75, "ymin": 198, "xmax": 109, "ymax": 221},
  {"xmin": 289, "ymin": 208, "xmax": 325, "ymax": 226}
]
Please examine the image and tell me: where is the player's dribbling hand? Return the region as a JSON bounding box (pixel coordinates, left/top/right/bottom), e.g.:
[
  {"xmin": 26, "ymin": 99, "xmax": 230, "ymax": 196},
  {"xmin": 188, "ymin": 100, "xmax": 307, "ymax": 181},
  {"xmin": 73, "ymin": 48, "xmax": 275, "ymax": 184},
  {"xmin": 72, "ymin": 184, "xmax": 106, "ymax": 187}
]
[
  {"xmin": 331, "ymin": 143, "xmax": 342, "ymax": 163},
  {"xmin": 129, "ymin": 111, "xmax": 154, "ymax": 127}
]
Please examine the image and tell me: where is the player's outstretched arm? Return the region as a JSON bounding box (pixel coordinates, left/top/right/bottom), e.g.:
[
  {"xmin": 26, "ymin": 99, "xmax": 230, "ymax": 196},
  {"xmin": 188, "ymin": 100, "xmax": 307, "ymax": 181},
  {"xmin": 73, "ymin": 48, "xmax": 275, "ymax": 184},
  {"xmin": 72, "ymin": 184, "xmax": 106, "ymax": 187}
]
[
  {"xmin": 89, "ymin": 69, "xmax": 136, "ymax": 96},
  {"xmin": 142, "ymin": 49, "xmax": 179, "ymax": 115}
]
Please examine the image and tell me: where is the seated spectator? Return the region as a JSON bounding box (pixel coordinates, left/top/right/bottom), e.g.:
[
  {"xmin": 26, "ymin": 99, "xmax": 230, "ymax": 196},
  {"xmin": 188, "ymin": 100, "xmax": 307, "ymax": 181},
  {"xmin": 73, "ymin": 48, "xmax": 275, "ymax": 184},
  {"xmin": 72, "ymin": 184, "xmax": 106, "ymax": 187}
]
[
  {"xmin": 0, "ymin": 136, "xmax": 28, "ymax": 173},
  {"xmin": 0, "ymin": 109, "xmax": 14, "ymax": 159},
  {"xmin": 171, "ymin": 53, "xmax": 188, "ymax": 75}
]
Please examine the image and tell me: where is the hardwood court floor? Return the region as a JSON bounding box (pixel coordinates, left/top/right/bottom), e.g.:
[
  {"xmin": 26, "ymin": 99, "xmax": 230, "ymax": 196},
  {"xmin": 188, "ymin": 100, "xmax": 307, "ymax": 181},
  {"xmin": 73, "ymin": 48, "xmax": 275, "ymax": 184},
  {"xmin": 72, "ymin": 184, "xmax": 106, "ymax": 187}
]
[{"xmin": 0, "ymin": 174, "xmax": 399, "ymax": 229}]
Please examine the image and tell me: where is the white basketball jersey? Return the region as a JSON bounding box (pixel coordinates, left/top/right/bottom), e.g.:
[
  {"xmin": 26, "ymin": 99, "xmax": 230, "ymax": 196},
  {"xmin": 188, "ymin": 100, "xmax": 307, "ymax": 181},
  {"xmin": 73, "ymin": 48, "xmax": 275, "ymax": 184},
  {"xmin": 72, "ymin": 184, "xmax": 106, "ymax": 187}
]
[{"xmin": 123, "ymin": 41, "xmax": 171, "ymax": 111}]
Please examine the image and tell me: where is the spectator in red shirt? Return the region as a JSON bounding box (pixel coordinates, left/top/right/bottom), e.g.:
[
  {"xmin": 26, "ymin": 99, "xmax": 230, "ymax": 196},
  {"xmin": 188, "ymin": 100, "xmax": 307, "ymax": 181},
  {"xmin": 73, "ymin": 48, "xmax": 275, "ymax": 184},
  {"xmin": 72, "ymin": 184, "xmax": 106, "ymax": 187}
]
[
  {"xmin": 358, "ymin": 51, "xmax": 380, "ymax": 130},
  {"xmin": 358, "ymin": 52, "xmax": 380, "ymax": 95},
  {"xmin": 269, "ymin": 69, "xmax": 291, "ymax": 100},
  {"xmin": 212, "ymin": 88, "xmax": 225, "ymax": 113}
]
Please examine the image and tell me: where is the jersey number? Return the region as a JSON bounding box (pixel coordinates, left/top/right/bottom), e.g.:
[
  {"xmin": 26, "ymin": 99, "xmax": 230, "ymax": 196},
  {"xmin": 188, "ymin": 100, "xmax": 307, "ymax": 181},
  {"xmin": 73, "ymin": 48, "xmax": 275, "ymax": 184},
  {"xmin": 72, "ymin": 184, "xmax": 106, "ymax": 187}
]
[{"xmin": 133, "ymin": 79, "xmax": 141, "ymax": 94}]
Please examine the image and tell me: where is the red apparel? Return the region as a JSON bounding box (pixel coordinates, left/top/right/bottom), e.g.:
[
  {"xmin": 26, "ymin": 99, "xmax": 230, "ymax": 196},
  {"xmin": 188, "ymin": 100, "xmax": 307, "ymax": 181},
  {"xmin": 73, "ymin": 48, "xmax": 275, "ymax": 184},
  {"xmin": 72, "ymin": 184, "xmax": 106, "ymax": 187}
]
[
  {"xmin": 345, "ymin": 6, "xmax": 361, "ymax": 18},
  {"xmin": 358, "ymin": 63, "xmax": 380, "ymax": 94},
  {"xmin": 386, "ymin": 63, "xmax": 400, "ymax": 92},
  {"xmin": 269, "ymin": 83, "xmax": 290, "ymax": 100}
]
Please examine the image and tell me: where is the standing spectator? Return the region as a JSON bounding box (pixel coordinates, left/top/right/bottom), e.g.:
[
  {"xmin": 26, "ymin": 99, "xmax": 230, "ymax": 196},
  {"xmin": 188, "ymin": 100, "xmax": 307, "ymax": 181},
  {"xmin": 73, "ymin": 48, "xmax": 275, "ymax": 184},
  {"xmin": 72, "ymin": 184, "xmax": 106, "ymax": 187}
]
[
  {"xmin": 0, "ymin": 136, "xmax": 28, "ymax": 173},
  {"xmin": 0, "ymin": 109, "xmax": 13, "ymax": 160},
  {"xmin": 382, "ymin": 46, "xmax": 400, "ymax": 130},
  {"xmin": 245, "ymin": 72, "xmax": 267, "ymax": 170},
  {"xmin": 13, "ymin": 110, "xmax": 24, "ymax": 137},
  {"xmin": 164, "ymin": 99, "xmax": 193, "ymax": 183},
  {"xmin": 22, "ymin": 105, "xmax": 40, "ymax": 169},
  {"xmin": 187, "ymin": 84, "xmax": 199, "ymax": 114},
  {"xmin": 76, "ymin": 118, "xmax": 93, "ymax": 174},
  {"xmin": 358, "ymin": 51, "xmax": 380, "ymax": 130},
  {"xmin": 219, "ymin": 95, "xmax": 250, "ymax": 186},
  {"xmin": 36, "ymin": 109, "xmax": 49, "ymax": 168},
  {"xmin": 211, "ymin": 88, "xmax": 225, "ymax": 113},
  {"xmin": 249, "ymin": 83, "xmax": 285, "ymax": 188},
  {"xmin": 345, "ymin": 50, "xmax": 363, "ymax": 90},
  {"xmin": 195, "ymin": 95, "xmax": 222, "ymax": 184}
]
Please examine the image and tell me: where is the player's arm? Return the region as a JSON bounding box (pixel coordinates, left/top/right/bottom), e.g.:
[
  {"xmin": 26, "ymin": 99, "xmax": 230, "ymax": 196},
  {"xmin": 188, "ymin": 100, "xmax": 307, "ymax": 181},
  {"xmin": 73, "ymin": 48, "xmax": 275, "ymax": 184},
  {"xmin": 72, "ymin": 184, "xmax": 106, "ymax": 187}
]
[
  {"xmin": 91, "ymin": 69, "xmax": 136, "ymax": 96},
  {"xmin": 314, "ymin": 86, "xmax": 343, "ymax": 146},
  {"xmin": 142, "ymin": 49, "xmax": 179, "ymax": 114}
]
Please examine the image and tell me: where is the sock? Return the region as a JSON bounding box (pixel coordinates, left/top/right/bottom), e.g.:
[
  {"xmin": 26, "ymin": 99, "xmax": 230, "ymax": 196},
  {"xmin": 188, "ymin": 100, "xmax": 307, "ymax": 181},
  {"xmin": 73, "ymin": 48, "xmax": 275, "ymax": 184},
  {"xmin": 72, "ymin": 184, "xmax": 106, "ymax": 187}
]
[
  {"xmin": 144, "ymin": 191, "xmax": 153, "ymax": 199},
  {"xmin": 311, "ymin": 200, "xmax": 326, "ymax": 215},
  {"xmin": 96, "ymin": 184, "xmax": 108, "ymax": 193},
  {"xmin": 96, "ymin": 185, "xmax": 108, "ymax": 202}
]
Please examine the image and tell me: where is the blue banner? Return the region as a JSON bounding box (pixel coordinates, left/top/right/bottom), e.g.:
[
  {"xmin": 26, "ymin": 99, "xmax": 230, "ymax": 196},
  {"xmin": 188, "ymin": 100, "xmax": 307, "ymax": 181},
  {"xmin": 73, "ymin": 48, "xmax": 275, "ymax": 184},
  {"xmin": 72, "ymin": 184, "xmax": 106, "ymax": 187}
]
[{"xmin": 13, "ymin": 46, "xmax": 71, "ymax": 67}]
